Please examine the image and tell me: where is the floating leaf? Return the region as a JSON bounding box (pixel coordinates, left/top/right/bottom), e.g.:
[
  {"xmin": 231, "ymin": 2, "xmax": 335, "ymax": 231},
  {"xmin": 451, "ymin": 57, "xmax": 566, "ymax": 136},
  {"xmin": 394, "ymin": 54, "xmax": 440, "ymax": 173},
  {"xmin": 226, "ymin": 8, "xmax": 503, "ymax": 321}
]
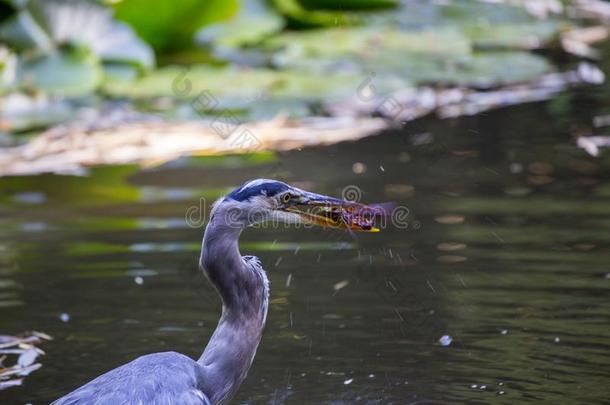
[
  {"xmin": 0, "ymin": 93, "xmax": 74, "ymax": 132},
  {"xmin": 17, "ymin": 348, "xmax": 38, "ymax": 367},
  {"xmin": 299, "ymin": 0, "xmax": 398, "ymax": 10},
  {"xmin": 103, "ymin": 65, "xmax": 410, "ymax": 110},
  {"xmin": 266, "ymin": 27, "xmax": 472, "ymax": 62},
  {"xmin": 0, "ymin": 379, "xmax": 23, "ymax": 390},
  {"xmin": 0, "ymin": 0, "xmax": 154, "ymax": 68},
  {"xmin": 18, "ymin": 47, "xmax": 103, "ymax": 96},
  {"xmin": 114, "ymin": 0, "xmax": 239, "ymax": 53},
  {"xmin": 270, "ymin": 0, "xmax": 362, "ymax": 28},
  {"xmin": 0, "ymin": 331, "xmax": 49, "ymax": 391},
  {"xmin": 197, "ymin": 0, "xmax": 283, "ymax": 49},
  {"xmin": 16, "ymin": 362, "xmax": 41, "ymax": 376},
  {"xmin": 366, "ymin": 51, "xmax": 554, "ymax": 87},
  {"xmin": 464, "ymin": 21, "xmax": 565, "ymax": 50},
  {"xmin": 0, "ymin": 46, "xmax": 17, "ymax": 93},
  {"xmin": 265, "ymin": 26, "xmax": 552, "ymax": 87}
]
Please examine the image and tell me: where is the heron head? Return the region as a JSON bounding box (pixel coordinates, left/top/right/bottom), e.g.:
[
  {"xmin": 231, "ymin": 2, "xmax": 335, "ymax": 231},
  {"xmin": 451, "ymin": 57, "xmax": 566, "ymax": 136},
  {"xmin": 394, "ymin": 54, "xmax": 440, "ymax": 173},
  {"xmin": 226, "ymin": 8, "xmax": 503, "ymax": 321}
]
[{"xmin": 215, "ymin": 179, "xmax": 380, "ymax": 232}]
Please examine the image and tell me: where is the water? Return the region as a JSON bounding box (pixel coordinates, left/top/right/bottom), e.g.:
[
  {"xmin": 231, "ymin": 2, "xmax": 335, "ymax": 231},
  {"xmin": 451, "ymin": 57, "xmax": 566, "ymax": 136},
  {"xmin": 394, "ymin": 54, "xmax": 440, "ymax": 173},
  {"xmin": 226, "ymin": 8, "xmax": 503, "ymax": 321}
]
[{"xmin": 2, "ymin": 66, "xmax": 610, "ymax": 405}]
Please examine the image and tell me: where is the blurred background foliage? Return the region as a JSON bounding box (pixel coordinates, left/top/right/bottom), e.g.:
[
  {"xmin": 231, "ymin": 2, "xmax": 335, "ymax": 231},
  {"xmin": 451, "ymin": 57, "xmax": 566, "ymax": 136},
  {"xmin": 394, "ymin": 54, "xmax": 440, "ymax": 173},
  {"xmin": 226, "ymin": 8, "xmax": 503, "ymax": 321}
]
[
  {"xmin": 0, "ymin": 0, "xmax": 602, "ymax": 136},
  {"xmin": 0, "ymin": 0, "xmax": 570, "ymax": 95}
]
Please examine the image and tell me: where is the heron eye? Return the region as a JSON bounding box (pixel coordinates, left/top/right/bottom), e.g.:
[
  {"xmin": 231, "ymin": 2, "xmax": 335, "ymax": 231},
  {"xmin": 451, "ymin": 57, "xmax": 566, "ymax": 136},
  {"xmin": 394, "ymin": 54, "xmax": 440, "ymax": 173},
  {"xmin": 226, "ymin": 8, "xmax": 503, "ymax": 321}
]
[{"xmin": 281, "ymin": 193, "xmax": 292, "ymax": 203}]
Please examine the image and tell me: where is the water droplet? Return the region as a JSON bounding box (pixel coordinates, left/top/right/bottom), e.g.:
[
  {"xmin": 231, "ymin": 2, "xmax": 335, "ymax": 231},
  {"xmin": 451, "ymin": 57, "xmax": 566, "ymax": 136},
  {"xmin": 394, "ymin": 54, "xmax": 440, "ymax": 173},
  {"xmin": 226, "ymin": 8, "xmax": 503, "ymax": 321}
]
[
  {"xmin": 501, "ymin": 329, "xmax": 508, "ymax": 335},
  {"xmin": 434, "ymin": 215, "xmax": 465, "ymax": 224},
  {"xmin": 134, "ymin": 276, "xmax": 144, "ymax": 285},
  {"xmin": 13, "ymin": 192, "xmax": 46, "ymax": 205},
  {"xmin": 59, "ymin": 313, "xmax": 70, "ymax": 323},
  {"xmin": 436, "ymin": 242, "xmax": 467, "ymax": 252},
  {"xmin": 333, "ymin": 280, "xmax": 349, "ymax": 292},
  {"xmin": 368, "ymin": 374, "xmax": 375, "ymax": 378},
  {"xmin": 509, "ymin": 162, "xmax": 523, "ymax": 173},
  {"xmin": 554, "ymin": 337, "xmax": 560, "ymax": 343},
  {"xmin": 352, "ymin": 162, "xmax": 367, "ymax": 174},
  {"xmin": 480, "ymin": 385, "xmax": 487, "ymax": 390},
  {"xmin": 498, "ymin": 391, "xmax": 505, "ymax": 395},
  {"xmin": 438, "ymin": 335, "xmax": 453, "ymax": 346},
  {"xmin": 343, "ymin": 378, "xmax": 353, "ymax": 385},
  {"xmin": 470, "ymin": 384, "xmax": 478, "ymax": 389}
]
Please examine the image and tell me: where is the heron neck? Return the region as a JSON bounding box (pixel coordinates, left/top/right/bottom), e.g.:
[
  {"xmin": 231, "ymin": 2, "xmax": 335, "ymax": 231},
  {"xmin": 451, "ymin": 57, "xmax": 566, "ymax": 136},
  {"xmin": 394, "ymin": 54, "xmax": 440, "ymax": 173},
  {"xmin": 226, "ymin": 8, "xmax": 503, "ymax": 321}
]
[{"xmin": 198, "ymin": 207, "xmax": 269, "ymax": 404}]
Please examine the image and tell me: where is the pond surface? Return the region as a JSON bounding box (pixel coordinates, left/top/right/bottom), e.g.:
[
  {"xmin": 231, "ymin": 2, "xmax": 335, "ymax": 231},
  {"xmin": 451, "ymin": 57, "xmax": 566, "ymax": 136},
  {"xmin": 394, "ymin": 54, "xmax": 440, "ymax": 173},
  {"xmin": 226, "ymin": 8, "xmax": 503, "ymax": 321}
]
[{"xmin": 2, "ymin": 65, "xmax": 610, "ymax": 405}]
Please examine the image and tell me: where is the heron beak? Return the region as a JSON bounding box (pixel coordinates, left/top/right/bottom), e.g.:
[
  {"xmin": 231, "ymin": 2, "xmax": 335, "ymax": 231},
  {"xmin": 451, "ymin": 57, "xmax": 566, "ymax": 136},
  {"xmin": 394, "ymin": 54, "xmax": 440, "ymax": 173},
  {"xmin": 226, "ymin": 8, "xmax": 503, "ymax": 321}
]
[{"xmin": 283, "ymin": 192, "xmax": 381, "ymax": 232}]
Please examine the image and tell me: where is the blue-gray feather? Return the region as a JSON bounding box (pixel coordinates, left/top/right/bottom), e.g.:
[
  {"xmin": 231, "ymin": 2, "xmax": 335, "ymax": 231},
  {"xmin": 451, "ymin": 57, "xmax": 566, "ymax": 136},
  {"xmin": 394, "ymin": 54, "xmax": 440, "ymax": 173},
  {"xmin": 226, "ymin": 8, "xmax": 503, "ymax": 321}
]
[{"xmin": 52, "ymin": 352, "xmax": 211, "ymax": 405}]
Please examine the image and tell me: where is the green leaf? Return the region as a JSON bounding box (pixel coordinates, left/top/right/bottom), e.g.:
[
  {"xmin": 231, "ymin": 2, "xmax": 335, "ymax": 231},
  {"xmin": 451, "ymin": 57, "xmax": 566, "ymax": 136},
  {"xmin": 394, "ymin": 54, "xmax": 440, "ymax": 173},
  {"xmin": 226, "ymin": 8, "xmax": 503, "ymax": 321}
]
[
  {"xmin": 197, "ymin": 0, "xmax": 284, "ymax": 49},
  {"xmin": 0, "ymin": 46, "xmax": 17, "ymax": 93},
  {"xmin": 113, "ymin": 0, "xmax": 239, "ymax": 53},
  {"xmin": 265, "ymin": 27, "xmax": 472, "ymax": 61},
  {"xmin": 18, "ymin": 47, "xmax": 103, "ymax": 96},
  {"xmin": 102, "ymin": 64, "xmax": 410, "ymax": 120},
  {"xmin": 463, "ymin": 21, "xmax": 565, "ymax": 50},
  {"xmin": 298, "ymin": 0, "xmax": 397, "ymax": 10},
  {"xmin": 368, "ymin": 52, "xmax": 554, "ymax": 87},
  {"xmin": 270, "ymin": 0, "xmax": 362, "ymax": 28},
  {"xmin": 0, "ymin": 0, "xmax": 155, "ymax": 69},
  {"xmin": 0, "ymin": 93, "xmax": 74, "ymax": 132}
]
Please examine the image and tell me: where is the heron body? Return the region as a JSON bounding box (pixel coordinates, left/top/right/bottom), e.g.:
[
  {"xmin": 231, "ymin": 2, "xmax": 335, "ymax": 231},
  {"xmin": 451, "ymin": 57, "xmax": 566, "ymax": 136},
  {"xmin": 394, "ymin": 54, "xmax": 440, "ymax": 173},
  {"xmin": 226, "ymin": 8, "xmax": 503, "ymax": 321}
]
[{"xmin": 53, "ymin": 179, "xmax": 375, "ymax": 404}]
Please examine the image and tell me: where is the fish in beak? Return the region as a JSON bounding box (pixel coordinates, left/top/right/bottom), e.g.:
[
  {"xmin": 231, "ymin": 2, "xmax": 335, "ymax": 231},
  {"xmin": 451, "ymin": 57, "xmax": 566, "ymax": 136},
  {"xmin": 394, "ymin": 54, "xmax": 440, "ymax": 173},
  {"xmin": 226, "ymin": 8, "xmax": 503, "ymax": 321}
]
[{"xmin": 283, "ymin": 191, "xmax": 384, "ymax": 232}]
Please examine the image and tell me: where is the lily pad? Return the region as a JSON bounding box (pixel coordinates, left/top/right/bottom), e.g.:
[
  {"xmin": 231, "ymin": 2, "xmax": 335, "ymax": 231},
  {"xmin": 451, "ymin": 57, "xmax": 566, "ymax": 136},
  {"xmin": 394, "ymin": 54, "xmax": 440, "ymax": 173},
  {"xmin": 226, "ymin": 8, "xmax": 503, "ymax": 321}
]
[
  {"xmin": 103, "ymin": 65, "xmax": 410, "ymax": 108},
  {"xmin": 364, "ymin": 51, "xmax": 554, "ymax": 87},
  {"xmin": 464, "ymin": 21, "xmax": 566, "ymax": 50},
  {"xmin": 114, "ymin": 0, "xmax": 239, "ymax": 53},
  {"xmin": 299, "ymin": 0, "xmax": 398, "ymax": 10},
  {"xmin": 0, "ymin": 93, "xmax": 74, "ymax": 132},
  {"xmin": 374, "ymin": 0, "xmax": 544, "ymax": 30},
  {"xmin": 0, "ymin": 0, "xmax": 154, "ymax": 69},
  {"xmin": 0, "ymin": 46, "xmax": 17, "ymax": 93},
  {"xmin": 266, "ymin": 27, "xmax": 472, "ymax": 61},
  {"xmin": 197, "ymin": 0, "xmax": 284, "ymax": 49},
  {"xmin": 270, "ymin": 0, "xmax": 362, "ymax": 28},
  {"xmin": 18, "ymin": 47, "xmax": 103, "ymax": 96},
  {"xmin": 261, "ymin": 25, "xmax": 552, "ymax": 87}
]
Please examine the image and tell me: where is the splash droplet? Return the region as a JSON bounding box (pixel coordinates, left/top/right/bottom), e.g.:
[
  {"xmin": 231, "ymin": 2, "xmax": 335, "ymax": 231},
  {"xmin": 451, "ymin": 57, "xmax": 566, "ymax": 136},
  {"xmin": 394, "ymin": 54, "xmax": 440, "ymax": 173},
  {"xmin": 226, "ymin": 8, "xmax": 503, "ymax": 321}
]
[{"xmin": 438, "ymin": 335, "xmax": 453, "ymax": 346}]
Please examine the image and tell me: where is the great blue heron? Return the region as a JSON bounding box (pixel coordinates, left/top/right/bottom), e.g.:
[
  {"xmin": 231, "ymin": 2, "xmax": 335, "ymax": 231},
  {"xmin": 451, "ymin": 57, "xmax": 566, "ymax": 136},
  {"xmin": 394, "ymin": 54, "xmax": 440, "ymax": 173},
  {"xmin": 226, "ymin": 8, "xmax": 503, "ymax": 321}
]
[{"xmin": 53, "ymin": 179, "xmax": 378, "ymax": 405}]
